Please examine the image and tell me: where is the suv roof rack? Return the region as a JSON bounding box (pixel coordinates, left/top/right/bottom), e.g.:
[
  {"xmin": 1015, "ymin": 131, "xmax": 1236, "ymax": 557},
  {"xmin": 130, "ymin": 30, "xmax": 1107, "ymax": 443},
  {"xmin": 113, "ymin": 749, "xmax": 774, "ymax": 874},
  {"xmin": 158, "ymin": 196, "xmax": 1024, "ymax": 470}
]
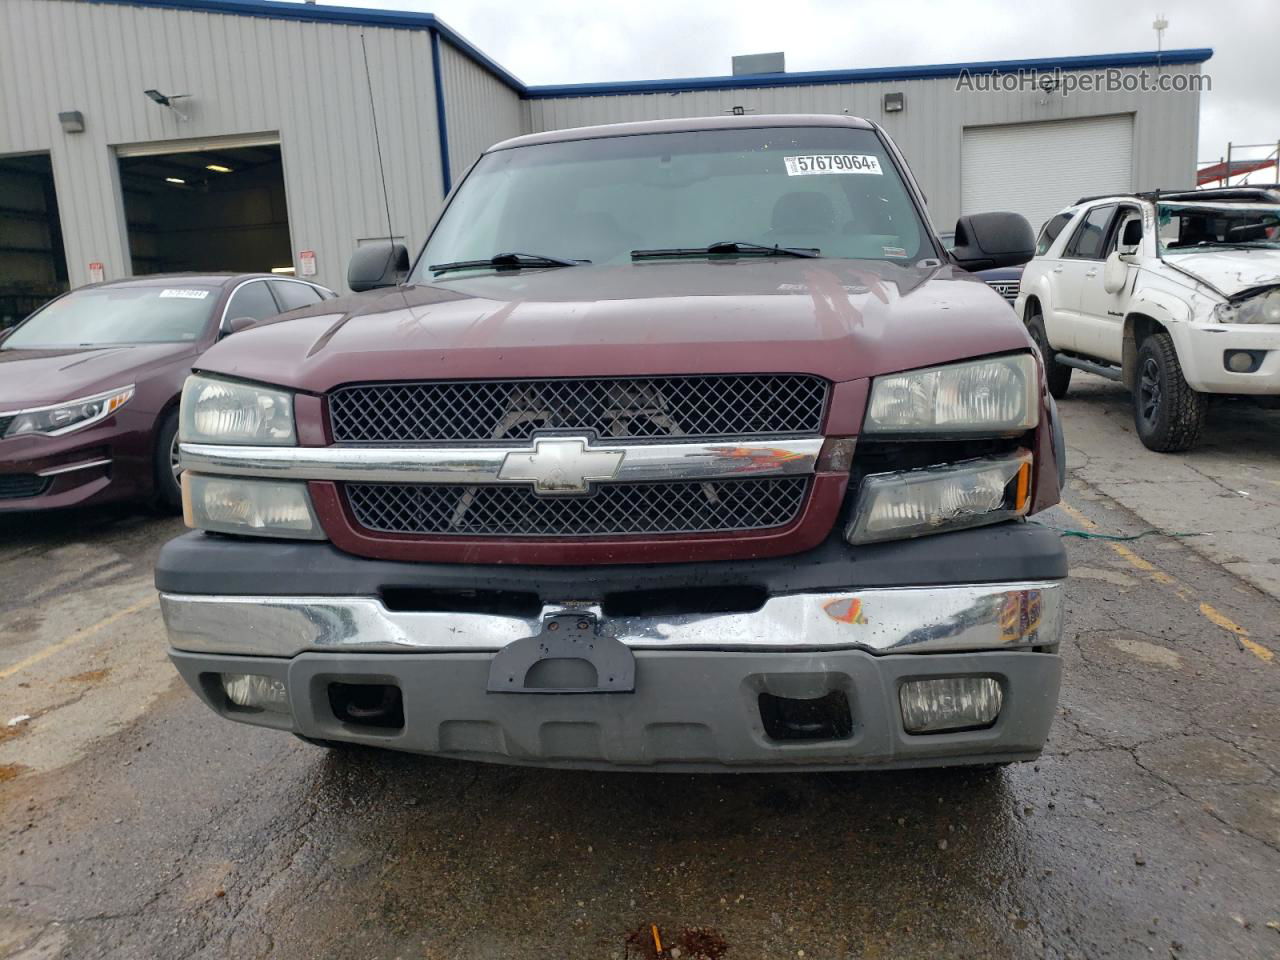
[{"xmin": 1073, "ymin": 186, "xmax": 1280, "ymax": 205}]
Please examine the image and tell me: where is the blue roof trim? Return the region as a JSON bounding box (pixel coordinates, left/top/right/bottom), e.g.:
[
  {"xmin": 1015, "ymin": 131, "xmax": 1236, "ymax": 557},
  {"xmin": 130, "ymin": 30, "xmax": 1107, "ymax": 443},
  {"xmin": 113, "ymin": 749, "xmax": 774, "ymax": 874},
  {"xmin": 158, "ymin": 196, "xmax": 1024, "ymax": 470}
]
[
  {"xmin": 83, "ymin": 0, "xmax": 525, "ymax": 91},
  {"xmin": 522, "ymin": 48, "xmax": 1215, "ymax": 99},
  {"xmin": 76, "ymin": 3, "xmax": 1212, "ymax": 104}
]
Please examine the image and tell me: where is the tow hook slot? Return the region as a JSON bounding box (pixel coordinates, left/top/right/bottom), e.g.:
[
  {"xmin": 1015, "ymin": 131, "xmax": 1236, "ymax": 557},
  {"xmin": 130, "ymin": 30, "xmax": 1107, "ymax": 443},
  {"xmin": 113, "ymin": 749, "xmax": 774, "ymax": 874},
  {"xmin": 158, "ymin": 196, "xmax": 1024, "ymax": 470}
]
[{"xmin": 487, "ymin": 613, "xmax": 636, "ymax": 694}]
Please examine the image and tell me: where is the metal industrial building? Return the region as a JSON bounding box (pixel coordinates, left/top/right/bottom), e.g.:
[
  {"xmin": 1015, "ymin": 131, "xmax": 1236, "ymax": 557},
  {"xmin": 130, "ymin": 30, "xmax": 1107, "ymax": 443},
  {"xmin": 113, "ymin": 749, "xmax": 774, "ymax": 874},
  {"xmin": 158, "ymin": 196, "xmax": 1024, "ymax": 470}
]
[{"xmin": 0, "ymin": 0, "xmax": 1212, "ymax": 318}]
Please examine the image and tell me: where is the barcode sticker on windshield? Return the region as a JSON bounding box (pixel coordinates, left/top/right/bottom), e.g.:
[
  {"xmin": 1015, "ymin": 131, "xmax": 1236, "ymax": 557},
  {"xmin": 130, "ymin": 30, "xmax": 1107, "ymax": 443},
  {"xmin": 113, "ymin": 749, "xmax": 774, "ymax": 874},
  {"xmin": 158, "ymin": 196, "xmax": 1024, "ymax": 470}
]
[
  {"xmin": 784, "ymin": 155, "xmax": 882, "ymax": 176},
  {"xmin": 159, "ymin": 289, "xmax": 210, "ymax": 299}
]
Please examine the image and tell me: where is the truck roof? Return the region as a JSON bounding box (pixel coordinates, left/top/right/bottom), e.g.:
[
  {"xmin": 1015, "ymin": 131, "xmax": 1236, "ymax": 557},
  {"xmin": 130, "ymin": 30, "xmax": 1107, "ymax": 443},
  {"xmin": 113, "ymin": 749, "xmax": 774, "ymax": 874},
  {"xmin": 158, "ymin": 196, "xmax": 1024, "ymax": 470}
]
[{"xmin": 488, "ymin": 113, "xmax": 876, "ymax": 152}]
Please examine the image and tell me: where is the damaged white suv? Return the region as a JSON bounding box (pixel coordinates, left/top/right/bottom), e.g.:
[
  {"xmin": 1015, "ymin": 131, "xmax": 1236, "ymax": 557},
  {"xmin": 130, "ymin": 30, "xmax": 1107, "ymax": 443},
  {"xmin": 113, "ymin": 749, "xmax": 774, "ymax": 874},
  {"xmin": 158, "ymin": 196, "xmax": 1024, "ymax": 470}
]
[{"xmin": 1016, "ymin": 187, "xmax": 1280, "ymax": 451}]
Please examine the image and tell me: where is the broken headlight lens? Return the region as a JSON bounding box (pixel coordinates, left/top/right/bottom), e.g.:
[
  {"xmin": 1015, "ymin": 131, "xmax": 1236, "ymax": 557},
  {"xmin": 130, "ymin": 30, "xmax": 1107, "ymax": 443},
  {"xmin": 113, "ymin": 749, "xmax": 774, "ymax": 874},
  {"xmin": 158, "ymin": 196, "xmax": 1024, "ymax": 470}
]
[
  {"xmin": 846, "ymin": 451, "xmax": 1033, "ymax": 544},
  {"xmin": 1, "ymin": 385, "xmax": 134, "ymax": 438},
  {"xmin": 180, "ymin": 375, "xmax": 295, "ymax": 445},
  {"xmin": 864, "ymin": 354, "xmax": 1038, "ymax": 435},
  {"xmin": 1213, "ymin": 289, "xmax": 1280, "ymax": 325}
]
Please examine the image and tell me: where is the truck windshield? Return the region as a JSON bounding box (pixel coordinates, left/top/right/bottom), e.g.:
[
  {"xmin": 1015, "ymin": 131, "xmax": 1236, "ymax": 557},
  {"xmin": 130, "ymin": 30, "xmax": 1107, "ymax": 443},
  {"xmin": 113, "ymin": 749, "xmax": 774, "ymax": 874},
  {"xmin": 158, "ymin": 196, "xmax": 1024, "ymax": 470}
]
[
  {"xmin": 1157, "ymin": 202, "xmax": 1280, "ymax": 254},
  {"xmin": 2, "ymin": 285, "xmax": 218, "ymax": 349},
  {"xmin": 413, "ymin": 126, "xmax": 933, "ymax": 279}
]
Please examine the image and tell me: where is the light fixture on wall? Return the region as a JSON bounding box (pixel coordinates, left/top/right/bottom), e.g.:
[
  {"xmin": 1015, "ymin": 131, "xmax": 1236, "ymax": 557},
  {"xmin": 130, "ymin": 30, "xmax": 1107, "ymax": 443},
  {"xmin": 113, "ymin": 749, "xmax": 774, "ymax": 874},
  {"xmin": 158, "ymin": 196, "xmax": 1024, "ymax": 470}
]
[
  {"xmin": 143, "ymin": 88, "xmax": 190, "ymax": 121},
  {"xmin": 58, "ymin": 110, "xmax": 85, "ymax": 133},
  {"xmin": 883, "ymin": 92, "xmax": 905, "ymax": 114}
]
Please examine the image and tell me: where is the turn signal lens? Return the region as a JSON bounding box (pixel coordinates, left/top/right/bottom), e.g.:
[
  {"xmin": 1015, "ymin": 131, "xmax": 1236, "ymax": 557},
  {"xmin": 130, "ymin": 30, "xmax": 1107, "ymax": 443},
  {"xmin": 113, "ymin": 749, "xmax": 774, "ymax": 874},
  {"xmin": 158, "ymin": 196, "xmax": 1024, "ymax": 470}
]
[{"xmin": 846, "ymin": 451, "xmax": 1032, "ymax": 544}]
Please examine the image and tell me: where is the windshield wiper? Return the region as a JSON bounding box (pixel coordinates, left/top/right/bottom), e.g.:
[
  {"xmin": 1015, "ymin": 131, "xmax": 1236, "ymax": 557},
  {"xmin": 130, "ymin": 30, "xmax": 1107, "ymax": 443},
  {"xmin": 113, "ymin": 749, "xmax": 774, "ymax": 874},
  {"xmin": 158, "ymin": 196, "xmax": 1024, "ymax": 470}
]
[
  {"xmin": 429, "ymin": 251, "xmax": 589, "ymax": 274},
  {"xmin": 631, "ymin": 241, "xmax": 821, "ymax": 260}
]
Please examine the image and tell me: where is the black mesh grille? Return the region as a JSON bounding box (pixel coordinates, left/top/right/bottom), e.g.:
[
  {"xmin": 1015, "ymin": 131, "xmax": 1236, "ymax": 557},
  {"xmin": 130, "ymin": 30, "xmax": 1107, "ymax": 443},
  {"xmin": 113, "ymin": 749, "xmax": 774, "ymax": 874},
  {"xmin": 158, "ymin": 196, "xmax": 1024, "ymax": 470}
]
[
  {"xmin": 346, "ymin": 477, "xmax": 809, "ymax": 537},
  {"xmin": 0, "ymin": 474, "xmax": 50, "ymax": 501},
  {"xmin": 328, "ymin": 375, "xmax": 828, "ymax": 444}
]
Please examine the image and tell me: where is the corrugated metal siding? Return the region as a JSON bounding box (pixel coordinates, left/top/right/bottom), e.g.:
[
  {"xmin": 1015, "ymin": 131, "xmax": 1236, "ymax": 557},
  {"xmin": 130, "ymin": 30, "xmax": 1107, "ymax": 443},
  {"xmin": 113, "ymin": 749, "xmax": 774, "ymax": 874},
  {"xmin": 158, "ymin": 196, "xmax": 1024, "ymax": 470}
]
[
  {"xmin": 0, "ymin": 0, "xmax": 445, "ymax": 291},
  {"xmin": 438, "ymin": 38, "xmax": 525, "ymax": 186},
  {"xmin": 526, "ymin": 65, "xmax": 1202, "ymax": 230}
]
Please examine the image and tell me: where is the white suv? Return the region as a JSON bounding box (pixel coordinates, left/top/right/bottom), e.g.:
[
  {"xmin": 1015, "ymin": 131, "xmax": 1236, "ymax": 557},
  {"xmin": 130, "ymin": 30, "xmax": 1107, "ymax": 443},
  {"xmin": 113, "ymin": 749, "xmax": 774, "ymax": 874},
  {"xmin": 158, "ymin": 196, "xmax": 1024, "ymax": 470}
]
[{"xmin": 1016, "ymin": 187, "xmax": 1280, "ymax": 451}]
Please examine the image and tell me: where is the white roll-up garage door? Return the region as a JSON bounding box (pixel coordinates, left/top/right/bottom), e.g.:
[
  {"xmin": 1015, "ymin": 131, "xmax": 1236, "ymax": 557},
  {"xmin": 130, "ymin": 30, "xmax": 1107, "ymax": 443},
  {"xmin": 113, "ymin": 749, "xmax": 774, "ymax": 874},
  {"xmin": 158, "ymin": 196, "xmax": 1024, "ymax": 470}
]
[{"xmin": 961, "ymin": 115, "xmax": 1134, "ymax": 234}]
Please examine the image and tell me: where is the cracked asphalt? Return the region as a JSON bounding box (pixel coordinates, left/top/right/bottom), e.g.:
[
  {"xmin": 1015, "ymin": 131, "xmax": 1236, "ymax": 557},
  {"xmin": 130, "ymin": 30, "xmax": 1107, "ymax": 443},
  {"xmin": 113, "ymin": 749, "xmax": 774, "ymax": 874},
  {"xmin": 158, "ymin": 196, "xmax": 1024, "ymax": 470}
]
[{"xmin": 2, "ymin": 372, "xmax": 1279, "ymax": 959}]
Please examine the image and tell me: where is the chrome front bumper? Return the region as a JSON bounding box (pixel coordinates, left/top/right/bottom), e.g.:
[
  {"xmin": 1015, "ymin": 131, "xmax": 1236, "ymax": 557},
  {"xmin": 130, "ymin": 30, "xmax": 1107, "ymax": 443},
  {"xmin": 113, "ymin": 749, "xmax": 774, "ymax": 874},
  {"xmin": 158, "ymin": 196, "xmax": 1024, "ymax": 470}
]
[{"xmin": 160, "ymin": 580, "xmax": 1062, "ymax": 658}]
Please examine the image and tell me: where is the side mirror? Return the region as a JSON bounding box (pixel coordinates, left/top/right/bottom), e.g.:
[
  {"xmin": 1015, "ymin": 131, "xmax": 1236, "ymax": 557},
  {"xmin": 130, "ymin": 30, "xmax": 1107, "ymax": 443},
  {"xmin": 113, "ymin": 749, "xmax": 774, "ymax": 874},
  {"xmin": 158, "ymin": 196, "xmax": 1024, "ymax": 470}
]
[
  {"xmin": 950, "ymin": 212, "xmax": 1035, "ymax": 271},
  {"xmin": 348, "ymin": 241, "xmax": 409, "ymax": 293},
  {"xmin": 222, "ymin": 316, "xmax": 259, "ymax": 336},
  {"xmin": 1103, "ymin": 252, "xmax": 1129, "ymax": 294}
]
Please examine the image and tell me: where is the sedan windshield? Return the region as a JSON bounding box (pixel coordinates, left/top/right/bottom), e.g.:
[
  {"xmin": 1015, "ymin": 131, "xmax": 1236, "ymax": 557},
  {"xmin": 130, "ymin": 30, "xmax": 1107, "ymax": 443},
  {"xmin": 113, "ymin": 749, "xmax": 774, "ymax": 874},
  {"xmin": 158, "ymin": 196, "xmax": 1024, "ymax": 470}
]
[
  {"xmin": 413, "ymin": 126, "xmax": 933, "ymax": 279},
  {"xmin": 1157, "ymin": 202, "xmax": 1280, "ymax": 254},
  {"xmin": 3, "ymin": 285, "xmax": 218, "ymax": 349}
]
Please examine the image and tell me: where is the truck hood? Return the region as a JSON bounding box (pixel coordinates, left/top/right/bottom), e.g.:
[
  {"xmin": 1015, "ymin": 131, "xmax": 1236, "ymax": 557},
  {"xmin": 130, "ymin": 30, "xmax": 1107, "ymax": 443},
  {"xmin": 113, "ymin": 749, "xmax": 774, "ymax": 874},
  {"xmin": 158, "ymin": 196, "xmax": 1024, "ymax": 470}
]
[
  {"xmin": 1164, "ymin": 249, "xmax": 1280, "ymax": 297},
  {"xmin": 196, "ymin": 259, "xmax": 1033, "ymax": 392},
  {"xmin": 0, "ymin": 343, "xmax": 196, "ymax": 409}
]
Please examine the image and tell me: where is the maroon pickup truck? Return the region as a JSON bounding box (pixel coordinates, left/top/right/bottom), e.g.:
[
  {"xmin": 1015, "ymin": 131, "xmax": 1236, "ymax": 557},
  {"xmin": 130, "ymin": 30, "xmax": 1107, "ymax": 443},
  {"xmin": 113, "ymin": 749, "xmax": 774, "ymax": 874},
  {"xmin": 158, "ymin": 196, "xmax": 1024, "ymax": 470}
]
[{"xmin": 158, "ymin": 115, "xmax": 1067, "ymax": 772}]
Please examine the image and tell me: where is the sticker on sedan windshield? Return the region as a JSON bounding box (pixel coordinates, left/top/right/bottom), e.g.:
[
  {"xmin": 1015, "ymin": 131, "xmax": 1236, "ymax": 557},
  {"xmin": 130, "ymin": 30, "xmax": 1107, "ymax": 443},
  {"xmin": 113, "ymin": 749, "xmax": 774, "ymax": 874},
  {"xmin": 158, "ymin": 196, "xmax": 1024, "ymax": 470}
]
[
  {"xmin": 159, "ymin": 288, "xmax": 210, "ymax": 299},
  {"xmin": 784, "ymin": 154, "xmax": 882, "ymax": 176}
]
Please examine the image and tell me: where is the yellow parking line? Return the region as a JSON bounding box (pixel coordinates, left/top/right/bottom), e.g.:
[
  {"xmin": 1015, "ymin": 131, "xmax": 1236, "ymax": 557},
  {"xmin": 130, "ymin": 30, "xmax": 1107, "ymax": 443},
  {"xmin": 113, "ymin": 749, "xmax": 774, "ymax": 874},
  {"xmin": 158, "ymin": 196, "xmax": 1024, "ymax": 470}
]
[
  {"xmin": 1060, "ymin": 500, "xmax": 1272, "ymax": 664},
  {"xmin": 0, "ymin": 596, "xmax": 158, "ymax": 681},
  {"xmin": 1199, "ymin": 602, "xmax": 1274, "ymax": 663},
  {"xmin": 1056, "ymin": 500, "xmax": 1099, "ymax": 530}
]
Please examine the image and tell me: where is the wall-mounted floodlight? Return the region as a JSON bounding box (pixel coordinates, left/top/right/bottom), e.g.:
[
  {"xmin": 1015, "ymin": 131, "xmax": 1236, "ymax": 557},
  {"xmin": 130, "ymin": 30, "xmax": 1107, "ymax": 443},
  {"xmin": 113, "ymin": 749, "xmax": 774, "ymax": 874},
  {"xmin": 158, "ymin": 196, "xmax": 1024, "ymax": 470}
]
[
  {"xmin": 58, "ymin": 110, "xmax": 85, "ymax": 133},
  {"xmin": 143, "ymin": 88, "xmax": 190, "ymax": 121},
  {"xmin": 883, "ymin": 92, "xmax": 905, "ymax": 114}
]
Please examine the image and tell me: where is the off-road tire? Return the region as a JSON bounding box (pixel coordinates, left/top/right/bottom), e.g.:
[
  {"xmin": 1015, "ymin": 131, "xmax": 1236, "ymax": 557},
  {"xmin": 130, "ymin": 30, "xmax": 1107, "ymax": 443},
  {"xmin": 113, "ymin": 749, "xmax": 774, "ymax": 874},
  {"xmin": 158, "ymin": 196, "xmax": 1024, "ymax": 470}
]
[
  {"xmin": 1133, "ymin": 332, "xmax": 1207, "ymax": 452},
  {"xmin": 153, "ymin": 409, "xmax": 183, "ymax": 512},
  {"xmin": 1027, "ymin": 311, "xmax": 1072, "ymax": 399}
]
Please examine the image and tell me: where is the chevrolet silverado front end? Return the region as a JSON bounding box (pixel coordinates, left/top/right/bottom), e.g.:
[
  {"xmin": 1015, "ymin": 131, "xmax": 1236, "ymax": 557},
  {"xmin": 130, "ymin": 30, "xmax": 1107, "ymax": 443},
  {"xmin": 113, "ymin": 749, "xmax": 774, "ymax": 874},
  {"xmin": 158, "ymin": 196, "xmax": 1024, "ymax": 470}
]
[{"xmin": 157, "ymin": 115, "xmax": 1066, "ymax": 771}]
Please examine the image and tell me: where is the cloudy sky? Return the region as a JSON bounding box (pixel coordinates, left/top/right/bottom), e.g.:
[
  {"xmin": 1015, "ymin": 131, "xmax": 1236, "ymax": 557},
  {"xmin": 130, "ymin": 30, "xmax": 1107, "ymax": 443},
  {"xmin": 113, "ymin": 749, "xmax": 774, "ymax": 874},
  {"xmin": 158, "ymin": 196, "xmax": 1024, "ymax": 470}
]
[{"xmin": 334, "ymin": 0, "xmax": 1275, "ymax": 169}]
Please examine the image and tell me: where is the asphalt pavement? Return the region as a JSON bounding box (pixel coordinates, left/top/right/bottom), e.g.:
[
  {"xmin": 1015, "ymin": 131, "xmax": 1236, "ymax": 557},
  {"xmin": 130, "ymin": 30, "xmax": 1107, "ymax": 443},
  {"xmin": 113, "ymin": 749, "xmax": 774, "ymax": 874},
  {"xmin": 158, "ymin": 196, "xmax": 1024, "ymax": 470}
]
[{"xmin": 1, "ymin": 373, "xmax": 1278, "ymax": 960}]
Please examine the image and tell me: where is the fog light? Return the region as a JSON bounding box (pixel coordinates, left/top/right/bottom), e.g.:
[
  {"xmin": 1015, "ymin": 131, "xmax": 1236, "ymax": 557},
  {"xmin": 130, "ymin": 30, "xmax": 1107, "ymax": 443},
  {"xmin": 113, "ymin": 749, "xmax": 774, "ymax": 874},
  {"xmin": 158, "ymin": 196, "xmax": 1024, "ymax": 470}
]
[
  {"xmin": 899, "ymin": 677, "xmax": 1002, "ymax": 733},
  {"xmin": 222, "ymin": 673, "xmax": 289, "ymax": 713},
  {"xmin": 1224, "ymin": 350, "xmax": 1263, "ymax": 374}
]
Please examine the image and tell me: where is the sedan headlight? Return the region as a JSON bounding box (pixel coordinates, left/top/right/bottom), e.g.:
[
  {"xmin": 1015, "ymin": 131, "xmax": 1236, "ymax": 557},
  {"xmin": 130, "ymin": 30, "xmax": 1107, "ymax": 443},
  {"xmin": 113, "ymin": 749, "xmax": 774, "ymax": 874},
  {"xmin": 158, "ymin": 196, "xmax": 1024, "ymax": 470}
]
[
  {"xmin": 1, "ymin": 385, "xmax": 134, "ymax": 438},
  {"xmin": 1213, "ymin": 289, "xmax": 1280, "ymax": 325},
  {"xmin": 865, "ymin": 354, "xmax": 1038, "ymax": 435},
  {"xmin": 180, "ymin": 375, "xmax": 295, "ymax": 445}
]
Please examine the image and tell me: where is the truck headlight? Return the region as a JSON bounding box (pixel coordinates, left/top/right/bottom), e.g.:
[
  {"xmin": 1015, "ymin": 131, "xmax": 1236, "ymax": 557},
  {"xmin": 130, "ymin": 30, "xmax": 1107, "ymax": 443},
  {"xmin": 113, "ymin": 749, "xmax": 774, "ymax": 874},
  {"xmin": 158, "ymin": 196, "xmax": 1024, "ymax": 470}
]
[
  {"xmin": 1213, "ymin": 290, "xmax": 1280, "ymax": 325},
  {"xmin": 180, "ymin": 375, "xmax": 295, "ymax": 445},
  {"xmin": 865, "ymin": 354, "xmax": 1038, "ymax": 435},
  {"xmin": 182, "ymin": 474, "xmax": 324, "ymax": 540},
  {"xmin": 1, "ymin": 385, "xmax": 134, "ymax": 438},
  {"xmin": 846, "ymin": 451, "xmax": 1032, "ymax": 544}
]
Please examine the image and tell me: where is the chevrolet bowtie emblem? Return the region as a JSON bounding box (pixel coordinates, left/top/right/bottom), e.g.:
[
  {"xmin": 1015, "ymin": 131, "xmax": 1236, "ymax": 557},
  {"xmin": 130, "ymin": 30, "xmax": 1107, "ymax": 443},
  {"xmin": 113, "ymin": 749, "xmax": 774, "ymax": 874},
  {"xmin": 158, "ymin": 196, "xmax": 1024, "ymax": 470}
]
[{"xmin": 497, "ymin": 437, "xmax": 625, "ymax": 494}]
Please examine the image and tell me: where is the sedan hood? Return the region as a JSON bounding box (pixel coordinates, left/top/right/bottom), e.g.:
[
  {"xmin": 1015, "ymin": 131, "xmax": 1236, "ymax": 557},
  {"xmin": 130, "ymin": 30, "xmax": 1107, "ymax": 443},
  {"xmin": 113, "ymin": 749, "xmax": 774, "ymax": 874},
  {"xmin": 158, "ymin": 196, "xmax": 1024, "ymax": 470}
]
[
  {"xmin": 1165, "ymin": 249, "xmax": 1280, "ymax": 297},
  {"xmin": 0, "ymin": 343, "xmax": 196, "ymax": 409},
  {"xmin": 196, "ymin": 259, "xmax": 1033, "ymax": 392}
]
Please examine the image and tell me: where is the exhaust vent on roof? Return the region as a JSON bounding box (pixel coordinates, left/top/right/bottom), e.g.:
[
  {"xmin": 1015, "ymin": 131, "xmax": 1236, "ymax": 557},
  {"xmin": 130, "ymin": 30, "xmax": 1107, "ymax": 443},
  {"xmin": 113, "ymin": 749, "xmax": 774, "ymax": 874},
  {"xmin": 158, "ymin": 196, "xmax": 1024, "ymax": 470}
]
[{"xmin": 732, "ymin": 52, "xmax": 785, "ymax": 76}]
